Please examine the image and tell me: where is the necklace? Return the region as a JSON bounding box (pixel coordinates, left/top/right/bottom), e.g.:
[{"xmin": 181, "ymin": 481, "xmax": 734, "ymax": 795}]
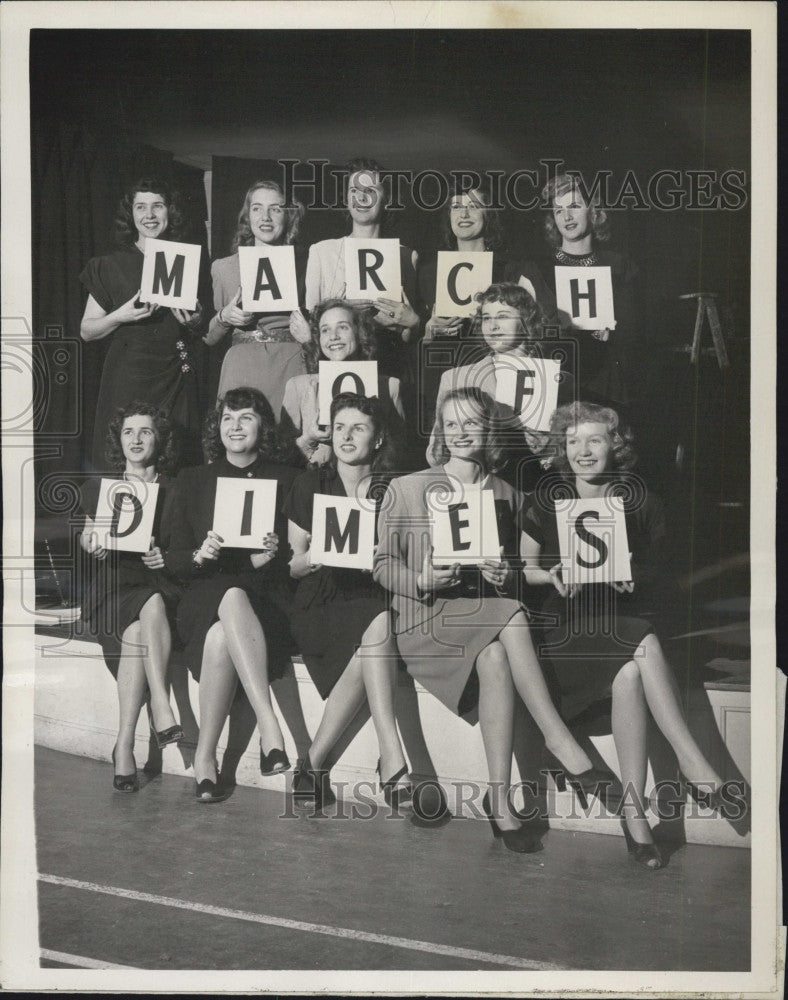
[
  {"xmin": 123, "ymin": 471, "xmax": 160, "ymax": 484},
  {"xmin": 555, "ymin": 247, "xmax": 599, "ymax": 266}
]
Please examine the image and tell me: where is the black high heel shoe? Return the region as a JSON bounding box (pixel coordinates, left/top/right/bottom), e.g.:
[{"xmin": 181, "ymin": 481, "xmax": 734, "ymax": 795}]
[
  {"xmin": 195, "ymin": 776, "xmax": 229, "ymax": 803},
  {"xmin": 111, "ymin": 745, "xmax": 139, "ymax": 793},
  {"xmin": 260, "ymin": 743, "xmax": 290, "ymax": 776},
  {"xmin": 481, "ymin": 791, "xmax": 541, "ymax": 854},
  {"xmin": 542, "ymin": 750, "xmax": 620, "ymax": 810},
  {"xmin": 620, "ymin": 816, "xmax": 663, "ymax": 870},
  {"xmin": 146, "ymin": 704, "xmax": 184, "ymax": 750},
  {"xmin": 292, "ymin": 755, "xmax": 335, "ymax": 809},
  {"xmin": 376, "ymin": 759, "xmax": 413, "ymax": 810}
]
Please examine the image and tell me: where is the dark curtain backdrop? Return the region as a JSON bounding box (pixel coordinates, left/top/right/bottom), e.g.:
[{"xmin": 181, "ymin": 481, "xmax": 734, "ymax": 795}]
[{"xmin": 31, "ymin": 116, "xmax": 208, "ymax": 558}]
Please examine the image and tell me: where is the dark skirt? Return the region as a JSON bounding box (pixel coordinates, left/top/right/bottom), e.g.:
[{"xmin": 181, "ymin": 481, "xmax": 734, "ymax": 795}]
[
  {"xmin": 176, "ymin": 573, "xmax": 296, "ymax": 681},
  {"xmin": 290, "ymin": 596, "xmax": 388, "ymax": 699}
]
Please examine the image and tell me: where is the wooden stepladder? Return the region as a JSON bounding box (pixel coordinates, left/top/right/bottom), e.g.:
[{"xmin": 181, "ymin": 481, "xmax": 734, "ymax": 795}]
[{"xmin": 680, "ymin": 292, "xmax": 729, "ymax": 369}]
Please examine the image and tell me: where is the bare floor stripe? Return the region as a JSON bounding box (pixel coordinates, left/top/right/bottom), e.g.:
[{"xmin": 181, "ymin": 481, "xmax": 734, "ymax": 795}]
[
  {"xmin": 40, "ymin": 947, "xmax": 136, "ymax": 970},
  {"xmin": 39, "ymin": 873, "xmax": 564, "ymax": 971}
]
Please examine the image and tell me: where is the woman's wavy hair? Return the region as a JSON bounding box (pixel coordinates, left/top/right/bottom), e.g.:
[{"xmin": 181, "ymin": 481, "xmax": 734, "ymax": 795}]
[
  {"xmin": 302, "ymin": 299, "xmax": 377, "ymax": 374},
  {"xmin": 548, "ymin": 401, "xmax": 637, "ymax": 473},
  {"xmin": 428, "ymin": 387, "xmax": 506, "ymax": 473},
  {"xmin": 468, "ymin": 282, "xmax": 542, "ymax": 342},
  {"xmin": 328, "ymin": 392, "xmax": 397, "ymax": 473},
  {"xmin": 441, "ymin": 183, "xmax": 504, "ymax": 252},
  {"xmin": 542, "ymin": 172, "xmax": 611, "ymax": 247},
  {"xmin": 105, "ymin": 400, "xmax": 179, "ymax": 476},
  {"xmin": 231, "ymin": 179, "xmax": 305, "ymax": 252},
  {"xmin": 114, "ymin": 178, "xmax": 186, "ymax": 245},
  {"xmin": 344, "ymin": 156, "xmax": 393, "ymax": 235},
  {"xmin": 202, "ymin": 386, "xmax": 295, "ymax": 464}
]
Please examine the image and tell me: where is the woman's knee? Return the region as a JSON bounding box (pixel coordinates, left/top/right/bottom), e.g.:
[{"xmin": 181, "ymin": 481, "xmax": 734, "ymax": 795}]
[
  {"xmin": 139, "ymin": 592, "xmax": 167, "ymax": 624},
  {"xmin": 218, "ymin": 587, "xmax": 251, "ymax": 616},
  {"xmin": 476, "ymin": 640, "xmax": 511, "ymax": 682},
  {"xmin": 612, "ymin": 659, "xmax": 642, "ymax": 692}
]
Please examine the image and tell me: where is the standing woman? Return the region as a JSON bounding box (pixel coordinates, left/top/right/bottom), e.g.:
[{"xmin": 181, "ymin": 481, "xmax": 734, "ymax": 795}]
[
  {"xmin": 162, "ymin": 387, "xmax": 301, "ymax": 802},
  {"xmin": 521, "ymin": 401, "xmax": 725, "ymax": 868},
  {"xmin": 284, "ymin": 392, "xmax": 399, "ymax": 806},
  {"xmin": 539, "ymin": 172, "xmax": 640, "ymax": 410},
  {"xmin": 280, "ymin": 299, "xmax": 406, "ymax": 467},
  {"xmin": 371, "ymin": 387, "xmax": 613, "ymax": 852},
  {"xmin": 79, "ymin": 401, "xmax": 184, "ymax": 791},
  {"xmin": 80, "ymin": 179, "xmax": 204, "ymax": 470},
  {"xmin": 305, "ymin": 158, "xmax": 423, "ymax": 381},
  {"xmin": 205, "ymin": 180, "xmax": 311, "ymax": 417}
]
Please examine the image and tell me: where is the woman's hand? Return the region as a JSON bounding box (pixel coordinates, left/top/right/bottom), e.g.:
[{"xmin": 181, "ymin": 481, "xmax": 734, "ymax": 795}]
[
  {"xmin": 590, "ymin": 327, "xmax": 611, "ymax": 342},
  {"xmin": 172, "ymin": 301, "xmax": 203, "ymax": 329},
  {"xmin": 251, "ymin": 532, "xmax": 279, "ymax": 569},
  {"xmin": 116, "ymin": 291, "xmax": 159, "ymax": 325},
  {"xmin": 524, "ymin": 429, "xmax": 550, "ymax": 454},
  {"xmin": 299, "ymin": 420, "xmax": 332, "ymax": 451},
  {"xmin": 417, "ymin": 546, "xmax": 461, "ymax": 594},
  {"xmin": 141, "ymin": 536, "xmax": 165, "ymax": 570},
  {"xmin": 289, "ymin": 309, "xmax": 312, "ymax": 344},
  {"xmin": 219, "ymin": 287, "xmax": 254, "ymax": 328},
  {"xmin": 480, "ymin": 548, "xmax": 513, "ymax": 590},
  {"xmin": 290, "ymin": 533, "xmax": 322, "ymax": 577},
  {"xmin": 81, "ymin": 529, "xmax": 108, "ymax": 561},
  {"xmin": 425, "ymin": 314, "xmax": 463, "ymax": 341},
  {"xmin": 194, "ymin": 530, "xmax": 223, "ymax": 565},
  {"xmin": 547, "ymin": 562, "xmax": 570, "ymax": 597},
  {"xmin": 373, "ymin": 297, "xmax": 419, "ymax": 339},
  {"xmin": 611, "ymin": 580, "xmax": 635, "ymax": 594}
]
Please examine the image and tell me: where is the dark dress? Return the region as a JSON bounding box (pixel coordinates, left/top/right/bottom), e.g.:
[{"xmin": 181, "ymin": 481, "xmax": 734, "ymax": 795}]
[
  {"xmin": 537, "ymin": 247, "xmax": 640, "ymax": 409},
  {"xmin": 282, "ymin": 467, "xmax": 390, "ymax": 699},
  {"xmin": 79, "ymin": 474, "xmax": 181, "ymax": 677},
  {"xmin": 521, "ymin": 475, "xmax": 669, "ymax": 725},
  {"xmin": 161, "ymin": 455, "xmax": 300, "ymax": 680},
  {"xmin": 373, "ymin": 468, "xmax": 527, "ymax": 723},
  {"xmin": 80, "ymin": 246, "xmax": 202, "ymax": 470}
]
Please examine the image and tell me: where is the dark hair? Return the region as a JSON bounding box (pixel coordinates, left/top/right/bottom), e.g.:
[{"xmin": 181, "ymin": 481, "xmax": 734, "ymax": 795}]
[
  {"xmin": 303, "ymin": 299, "xmax": 377, "ymax": 373},
  {"xmin": 232, "ymin": 179, "xmax": 305, "ymax": 252},
  {"xmin": 202, "ymin": 386, "xmax": 294, "ymax": 464},
  {"xmin": 428, "ymin": 387, "xmax": 506, "ymax": 473},
  {"xmin": 344, "ymin": 157, "xmax": 392, "ymax": 235},
  {"xmin": 470, "ymin": 282, "xmax": 542, "ymax": 342},
  {"xmin": 548, "ymin": 401, "xmax": 637, "ymax": 473},
  {"xmin": 441, "ymin": 184, "xmax": 504, "ymax": 252},
  {"xmin": 328, "ymin": 392, "xmax": 396, "ymax": 473},
  {"xmin": 114, "ymin": 178, "xmax": 186, "ymax": 245},
  {"xmin": 542, "ymin": 172, "xmax": 611, "ymax": 247},
  {"xmin": 105, "ymin": 400, "xmax": 178, "ymax": 476}
]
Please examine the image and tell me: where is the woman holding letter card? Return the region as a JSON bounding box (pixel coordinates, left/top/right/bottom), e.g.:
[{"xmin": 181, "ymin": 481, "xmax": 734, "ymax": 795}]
[
  {"xmin": 205, "ymin": 180, "xmax": 310, "ymax": 416},
  {"xmin": 280, "ymin": 299, "xmax": 406, "ymax": 467},
  {"xmin": 80, "ymin": 178, "xmax": 204, "ymax": 470},
  {"xmin": 521, "ymin": 401, "xmax": 725, "ymax": 868},
  {"xmin": 79, "ymin": 401, "xmax": 185, "ymax": 791},
  {"xmin": 284, "ymin": 392, "xmax": 400, "ymax": 808},
  {"xmin": 162, "ymin": 387, "xmax": 300, "ymax": 802},
  {"xmin": 371, "ymin": 387, "xmax": 614, "ymax": 853}
]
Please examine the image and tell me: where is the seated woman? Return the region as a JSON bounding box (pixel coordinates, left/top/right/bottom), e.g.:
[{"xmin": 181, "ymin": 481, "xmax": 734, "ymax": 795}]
[
  {"xmin": 370, "ymin": 387, "xmax": 613, "ymax": 853},
  {"xmin": 284, "ymin": 392, "xmax": 401, "ymax": 807},
  {"xmin": 521, "ymin": 401, "xmax": 724, "ymax": 868},
  {"xmin": 162, "ymin": 387, "xmax": 301, "ymax": 802},
  {"xmin": 80, "ymin": 177, "xmax": 204, "ymax": 470},
  {"xmin": 205, "ymin": 180, "xmax": 311, "ymax": 417},
  {"xmin": 305, "ymin": 157, "xmax": 423, "ymax": 381},
  {"xmin": 538, "ymin": 171, "xmax": 641, "ymax": 411},
  {"xmin": 79, "ymin": 401, "xmax": 185, "ymax": 791},
  {"xmin": 427, "ymin": 283, "xmax": 571, "ymax": 492},
  {"xmin": 280, "ymin": 299, "xmax": 406, "ymax": 467}
]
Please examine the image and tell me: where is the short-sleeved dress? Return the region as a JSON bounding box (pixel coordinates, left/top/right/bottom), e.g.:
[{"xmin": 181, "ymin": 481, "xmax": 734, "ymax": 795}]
[
  {"xmin": 282, "ymin": 466, "xmax": 390, "ymax": 698},
  {"xmin": 209, "ymin": 247, "xmax": 309, "ymax": 415},
  {"xmin": 372, "ymin": 467, "xmax": 527, "ymax": 722},
  {"xmin": 521, "ymin": 476, "xmax": 668, "ymax": 724},
  {"xmin": 161, "ymin": 455, "xmax": 300, "ymax": 679},
  {"xmin": 79, "ymin": 473, "xmax": 182, "ymax": 676},
  {"xmin": 80, "ymin": 246, "xmax": 202, "ymax": 470}
]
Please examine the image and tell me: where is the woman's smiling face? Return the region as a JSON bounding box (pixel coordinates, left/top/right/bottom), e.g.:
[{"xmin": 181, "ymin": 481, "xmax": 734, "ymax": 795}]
[
  {"xmin": 249, "ymin": 186, "xmax": 287, "ymax": 245},
  {"xmin": 442, "ymin": 396, "xmax": 486, "ymax": 462},
  {"xmin": 565, "ymin": 421, "xmax": 613, "ymax": 480},
  {"xmin": 332, "ymin": 406, "xmax": 377, "ymax": 465},
  {"xmin": 220, "ymin": 406, "xmax": 261, "ymax": 456},
  {"xmin": 552, "ymin": 187, "xmax": 591, "ymax": 243},
  {"xmin": 319, "ymin": 306, "xmax": 359, "ymax": 362},
  {"xmin": 120, "ymin": 414, "xmax": 158, "ymax": 466},
  {"xmin": 132, "ymin": 191, "xmax": 169, "ymax": 241}
]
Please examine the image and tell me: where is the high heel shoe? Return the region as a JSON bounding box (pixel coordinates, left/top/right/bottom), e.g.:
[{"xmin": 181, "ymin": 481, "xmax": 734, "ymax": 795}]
[
  {"xmin": 376, "ymin": 759, "xmax": 413, "ymax": 810},
  {"xmin": 620, "ymin": 816, "xmax": 663, "ymax": 870},
  {"xmin": 195, "ymin": 776, "xmax": 229, "ymax": 803},
  {"xmin": 260, "ymin": 743, "xmax": 290, "ymax": 776},
  {"xmin": 481, "ymin": 791, "xmax": 541, "ymax": 854},
  {"xmin": 292, "ymin": 755, "xmax": 335, "ymax": 809},
  {"xmin": 111, "ymin": 745, "xmax": 139, "ymax": 793},
  {"xmin": 542, "ymin": 750, "xmax": 620, "ymax": 810},
  {"xmin": 146, "ymin": 704, "xmax": 184, "ymax": 750}
]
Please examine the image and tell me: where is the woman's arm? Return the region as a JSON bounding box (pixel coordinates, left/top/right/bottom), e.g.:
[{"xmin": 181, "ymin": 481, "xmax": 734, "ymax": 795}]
[
  {"xmin": 79, "ymin": 514, "xmax": 108, "ymax": 560},
  {"xmin": 162, "ymin": 470, "xmax": 205, "ymax": 581},
  {"xmin": 521, "ymin": 528, "xmax": 569, "ymax": 596},
  {"xmin": 280, "ymin": 378, "xmax": 330, "ymax": 461},
  {"xmin": 304, "ymin": 244, "xmax": 322, "ymax": 313},
  {"xmin": 80, "ymin": 292, "xmax": 157, "ymax": 342},
  {"xmin": 288, "ymin": 520, "xmax": 322, "ymax": 578}
]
